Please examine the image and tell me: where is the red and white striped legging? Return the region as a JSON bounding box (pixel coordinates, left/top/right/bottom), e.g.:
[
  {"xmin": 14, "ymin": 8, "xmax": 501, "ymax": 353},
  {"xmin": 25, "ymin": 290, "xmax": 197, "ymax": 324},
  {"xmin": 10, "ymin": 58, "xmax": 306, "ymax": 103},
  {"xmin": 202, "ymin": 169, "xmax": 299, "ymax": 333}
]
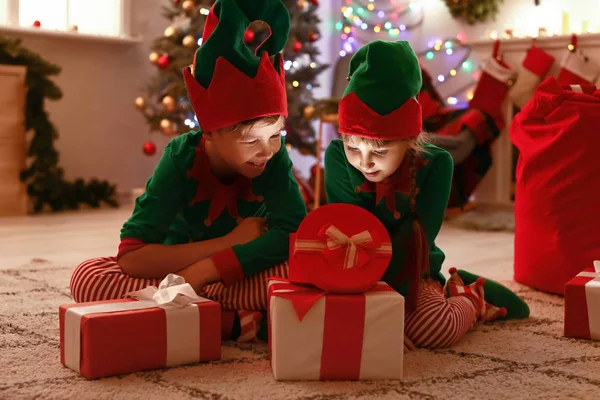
[
  {"xmin": 70, "ymin": 258, "xmax": 476, "ymax": 348},
  {"xmin": 405, "ymin": 279, "xmax": 478, "ymax": 348},
  {"xmin": 70, "ymin": 256, "xmax": 288, "ymax": 311}
]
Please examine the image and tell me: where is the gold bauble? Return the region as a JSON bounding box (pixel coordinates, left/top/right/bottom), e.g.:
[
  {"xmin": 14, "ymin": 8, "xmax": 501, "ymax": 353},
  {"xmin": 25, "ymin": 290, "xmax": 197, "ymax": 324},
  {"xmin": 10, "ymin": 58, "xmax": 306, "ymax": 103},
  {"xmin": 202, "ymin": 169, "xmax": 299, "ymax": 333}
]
[
  {"xmin": 160, "ymin": 119, "xmax": 172, "ymax": 130},
  {"xmin": 149, "ymin": 52, "xmax": 159, "ymax": 63},
  {"xmin": 160, "ymin": 119, "xmax": 175, "ymax": 136},
  {"xmin": 164, "ymin": 26, "xmax": 176, "ymax": 37},
  {"xmin": 297, "ymin": 0, "xmax": 306, "ymax": 9},
  {"xmin": 135, "ymin": 97, "xmax": 146, "ymax": 110},
  {"xmin": 162, "ymin": 96, "xmax": 176, "ymax": 112},
  {"xmin": 182, "ymin": 0, "xmax": 195, "ymax": 11},
  {"xmin": 182, "ymin": 35, "xmax": 196, "ymax": 48},
  {"xmin": 303, "ymin": 105, "xmax": 316, "ymax": 119}
]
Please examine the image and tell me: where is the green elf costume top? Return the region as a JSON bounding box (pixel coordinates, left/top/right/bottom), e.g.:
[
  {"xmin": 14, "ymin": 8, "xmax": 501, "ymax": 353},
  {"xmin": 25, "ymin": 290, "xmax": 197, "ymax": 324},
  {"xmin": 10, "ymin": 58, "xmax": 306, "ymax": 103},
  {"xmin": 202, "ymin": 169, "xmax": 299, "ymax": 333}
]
[
  {"xmin": 325, "ymin": 40, "xmax": 529, "ymax": 318},
  {"xmin": 118, "ymin": 0, "xmax": 307, "ymax": 286}
]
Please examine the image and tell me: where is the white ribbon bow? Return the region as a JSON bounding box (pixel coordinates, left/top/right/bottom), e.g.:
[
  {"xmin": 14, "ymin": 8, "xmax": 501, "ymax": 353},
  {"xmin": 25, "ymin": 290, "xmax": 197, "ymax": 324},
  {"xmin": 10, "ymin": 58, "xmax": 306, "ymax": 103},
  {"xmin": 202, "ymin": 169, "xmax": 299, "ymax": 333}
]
[{"xmin": 126, "ymin": 273, "xmax": 207, "ymax": 307}]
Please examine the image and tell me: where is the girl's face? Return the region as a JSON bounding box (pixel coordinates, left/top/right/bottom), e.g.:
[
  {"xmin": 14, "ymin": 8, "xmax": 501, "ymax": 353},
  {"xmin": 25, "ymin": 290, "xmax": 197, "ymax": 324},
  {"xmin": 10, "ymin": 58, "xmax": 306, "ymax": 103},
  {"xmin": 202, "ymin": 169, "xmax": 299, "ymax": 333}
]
[
  {"xmin": 208, "ymin": 117, "xmax": 285, "ymax": 179},
  {"xmin": 343, "ymin": 138, "xmax": 411, "ymax": 183}
]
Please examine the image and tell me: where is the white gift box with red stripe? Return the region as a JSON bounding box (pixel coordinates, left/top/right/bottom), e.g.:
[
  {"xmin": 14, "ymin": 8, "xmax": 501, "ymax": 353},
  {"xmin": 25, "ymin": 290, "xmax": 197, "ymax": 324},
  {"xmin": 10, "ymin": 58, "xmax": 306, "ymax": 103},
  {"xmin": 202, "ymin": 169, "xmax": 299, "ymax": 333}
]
[
  {"xmin": 59, "ymin": 275, "xmax": 221, "ymax": 379},
  {"xmin": 267, "ymin": 279, "xmax": 404, "ymax": 381},
  {"xmin": 564, "ymin": 261, "xmax": 600, "ymax": 340}
]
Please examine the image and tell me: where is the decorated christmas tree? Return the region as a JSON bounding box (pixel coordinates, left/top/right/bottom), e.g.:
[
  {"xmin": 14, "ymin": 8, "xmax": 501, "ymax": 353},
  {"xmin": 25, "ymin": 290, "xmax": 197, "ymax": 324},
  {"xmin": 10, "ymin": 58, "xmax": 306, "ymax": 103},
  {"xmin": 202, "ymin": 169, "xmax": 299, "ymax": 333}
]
[{"xmin": 136, "ymin": 0, "xmax": 328, "ymax": 156}]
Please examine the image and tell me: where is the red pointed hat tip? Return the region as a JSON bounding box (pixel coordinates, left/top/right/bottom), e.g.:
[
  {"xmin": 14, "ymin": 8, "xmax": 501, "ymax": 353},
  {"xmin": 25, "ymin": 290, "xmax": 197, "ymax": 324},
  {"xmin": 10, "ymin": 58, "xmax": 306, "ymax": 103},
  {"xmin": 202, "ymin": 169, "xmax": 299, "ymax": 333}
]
[
  {"xmin": 448, "ymin": 267, "xmax": 458, "ymax": 274},
  {"xmin": 476, "ymin": 277, "xmax": 486, "ymax": 286}
]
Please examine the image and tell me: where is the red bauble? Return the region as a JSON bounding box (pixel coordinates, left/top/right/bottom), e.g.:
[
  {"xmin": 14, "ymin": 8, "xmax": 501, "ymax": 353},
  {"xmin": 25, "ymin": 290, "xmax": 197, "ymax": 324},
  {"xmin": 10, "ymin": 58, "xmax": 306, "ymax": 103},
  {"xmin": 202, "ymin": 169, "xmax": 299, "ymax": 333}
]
[
  {"xmin": 33, "ymin": 21, "xmax": 41, "ymax": 28},
  {"xmin": 293, "ymin": 40, "xmax": 302, "ymax": 52},
  {"xmin": 309, "ymin": 33, "xmax": 318, "ymax": 42},
  {"xmin": 157, "ymin": 55, "xmax": 170, "ymax": 69},
  {"xmin": 243, "ymin": 28, "xmax": 255, "ymax": 43},
  {"xmin": 143, "ymin": 141, "xmax": 157, "ymax": 156},
  {"xmin": 310, "ymin": 0, "xmax": 318, "ymax": 5}
]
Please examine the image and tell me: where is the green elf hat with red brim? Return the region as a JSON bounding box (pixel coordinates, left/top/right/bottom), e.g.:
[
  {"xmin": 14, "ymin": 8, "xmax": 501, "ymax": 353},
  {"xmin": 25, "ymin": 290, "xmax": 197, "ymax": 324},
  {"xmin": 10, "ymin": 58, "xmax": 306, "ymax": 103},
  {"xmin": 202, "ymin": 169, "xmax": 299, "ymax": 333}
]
[
  {"xmin": 338, "ymin": 40, "xmax": 423, "ymax": 140},
  {"xmin": 182, "ymin": 0, "xmax": 290, "ymax": 132}
]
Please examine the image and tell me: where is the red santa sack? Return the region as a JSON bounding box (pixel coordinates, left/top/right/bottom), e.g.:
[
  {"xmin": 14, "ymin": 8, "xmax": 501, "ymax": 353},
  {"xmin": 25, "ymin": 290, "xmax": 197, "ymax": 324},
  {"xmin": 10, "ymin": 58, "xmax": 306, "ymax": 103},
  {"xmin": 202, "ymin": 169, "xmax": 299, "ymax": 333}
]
[{"xmin": 511, "ymin": 77, "xmax": 600, "ymax": 294}]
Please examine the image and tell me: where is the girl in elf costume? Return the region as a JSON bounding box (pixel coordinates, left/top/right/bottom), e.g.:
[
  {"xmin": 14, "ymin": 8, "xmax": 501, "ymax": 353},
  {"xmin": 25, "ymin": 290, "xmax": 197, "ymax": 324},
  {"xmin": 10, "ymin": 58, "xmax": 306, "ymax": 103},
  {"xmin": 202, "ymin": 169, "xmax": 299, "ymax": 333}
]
[
  {"xmin": 69, "ymin": 0, "xmax": 306, "ymax": 343},
  {"xmin": 325, "ymin": 40, "xmax": 529, "ymax": 349}
]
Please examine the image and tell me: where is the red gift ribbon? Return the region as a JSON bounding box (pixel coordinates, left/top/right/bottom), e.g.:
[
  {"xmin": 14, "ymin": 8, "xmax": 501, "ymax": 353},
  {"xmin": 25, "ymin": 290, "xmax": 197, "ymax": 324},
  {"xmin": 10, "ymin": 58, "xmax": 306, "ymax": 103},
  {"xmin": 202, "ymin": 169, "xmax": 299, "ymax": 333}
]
[{"xmin": 268, "ymin": 278, "xmax": 395, "ymax": 380}]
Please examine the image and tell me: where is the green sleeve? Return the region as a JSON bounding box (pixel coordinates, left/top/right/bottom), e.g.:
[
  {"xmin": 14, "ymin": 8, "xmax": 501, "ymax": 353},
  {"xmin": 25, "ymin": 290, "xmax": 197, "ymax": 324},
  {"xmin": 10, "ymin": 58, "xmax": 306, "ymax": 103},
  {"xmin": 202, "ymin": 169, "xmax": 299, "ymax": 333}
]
[
  {"xmin": 232, "ymin": 141, "xmax": 308, "ymax": 275},
  {"xmin": 120, "ymin": 143, "xmax": 184, "ymax": 243},
  {"xmin": 324, "ymin": 140, "xmax": 363, "ymax": 206}
]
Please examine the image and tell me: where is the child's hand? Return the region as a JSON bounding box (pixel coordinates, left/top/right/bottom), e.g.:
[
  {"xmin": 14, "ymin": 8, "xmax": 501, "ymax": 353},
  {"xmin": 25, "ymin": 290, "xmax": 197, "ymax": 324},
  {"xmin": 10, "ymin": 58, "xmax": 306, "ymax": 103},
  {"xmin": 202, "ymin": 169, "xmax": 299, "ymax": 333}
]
[
  {"xmin": 404, "ymin": 335, "xmax": 417, "ymax": 353},
  {"xmin": 226, "ymin": 217, "xmax": 267, "ymax": 246}
]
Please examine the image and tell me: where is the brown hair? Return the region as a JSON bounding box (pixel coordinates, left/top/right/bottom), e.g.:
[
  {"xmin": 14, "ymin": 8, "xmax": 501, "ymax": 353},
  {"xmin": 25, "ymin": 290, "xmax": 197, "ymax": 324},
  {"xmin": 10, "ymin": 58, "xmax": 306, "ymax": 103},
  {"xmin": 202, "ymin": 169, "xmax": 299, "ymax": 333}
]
[
  {"xmin": 216, "ymin": 114, "xmax": 283, "ymax": 136},
  {"xmin": 341, "ymin": 133, "xmax": 431, "ymax": 310}
]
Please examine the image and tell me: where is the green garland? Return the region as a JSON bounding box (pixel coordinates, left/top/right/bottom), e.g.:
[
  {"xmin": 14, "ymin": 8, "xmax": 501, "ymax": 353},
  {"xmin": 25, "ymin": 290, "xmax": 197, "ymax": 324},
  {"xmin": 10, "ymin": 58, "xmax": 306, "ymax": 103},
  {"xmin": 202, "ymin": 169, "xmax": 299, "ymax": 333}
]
[
  {"xmin": 444, "ymin": 0, "xmax": 503, "ymax": 25},
  {"xmin": 0, "ymin": 36, "xmax": 118, "ymax": 212}
]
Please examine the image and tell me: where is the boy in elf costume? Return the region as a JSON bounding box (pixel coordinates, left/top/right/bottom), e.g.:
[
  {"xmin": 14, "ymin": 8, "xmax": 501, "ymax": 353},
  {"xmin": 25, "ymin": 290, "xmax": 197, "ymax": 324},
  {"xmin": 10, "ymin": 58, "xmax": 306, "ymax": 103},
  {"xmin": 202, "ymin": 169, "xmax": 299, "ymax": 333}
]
[
  {"xmin": 325, "ymin": 40, "xmax": 529, "ymax": 349},
  {"xmin": 70, "ymin": 0, "xmax": 306, "ymax": 342}
]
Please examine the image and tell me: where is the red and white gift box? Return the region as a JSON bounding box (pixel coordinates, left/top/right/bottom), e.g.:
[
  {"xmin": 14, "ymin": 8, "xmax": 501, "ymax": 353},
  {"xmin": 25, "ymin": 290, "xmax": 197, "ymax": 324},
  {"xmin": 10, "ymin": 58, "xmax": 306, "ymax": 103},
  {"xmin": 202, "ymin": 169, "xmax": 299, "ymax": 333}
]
[
  {"xmin": 289, "ymin": 203, "xmax": 393, "ymax": 294},
  {"xmin": 267, "ymin": 279, "xmax": 404, "ymax": 381},
  {"xmin": 60, "ymin": 274, "xmax": 221, "ymax": 379},
  {"xmin": 564, "ymin": 261, "xmax": 600, "ymax": 340}
]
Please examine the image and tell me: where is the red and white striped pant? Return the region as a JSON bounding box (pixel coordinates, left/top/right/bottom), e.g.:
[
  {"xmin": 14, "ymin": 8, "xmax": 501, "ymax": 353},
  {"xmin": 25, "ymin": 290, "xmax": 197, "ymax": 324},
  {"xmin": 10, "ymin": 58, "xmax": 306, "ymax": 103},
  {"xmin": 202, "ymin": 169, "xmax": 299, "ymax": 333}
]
[
  {"xmin": 70, "ymin": 256, "xmax": 288, "ymax": 311},
  {"xmin": 70, "ymin": 258, "xmax": 476, "ymax": 348},
  {"xmin": 405, "ymin": 279, "xmax": 478, "ymax": 349}
]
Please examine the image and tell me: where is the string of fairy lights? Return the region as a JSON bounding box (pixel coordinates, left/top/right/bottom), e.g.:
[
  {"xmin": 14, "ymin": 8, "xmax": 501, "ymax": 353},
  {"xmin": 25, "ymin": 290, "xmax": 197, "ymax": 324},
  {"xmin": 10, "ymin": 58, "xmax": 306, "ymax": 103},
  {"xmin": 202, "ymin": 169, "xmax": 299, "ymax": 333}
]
[{"xmin": 336, "ymin": 0, "xmax": 479, "ymax": 105}]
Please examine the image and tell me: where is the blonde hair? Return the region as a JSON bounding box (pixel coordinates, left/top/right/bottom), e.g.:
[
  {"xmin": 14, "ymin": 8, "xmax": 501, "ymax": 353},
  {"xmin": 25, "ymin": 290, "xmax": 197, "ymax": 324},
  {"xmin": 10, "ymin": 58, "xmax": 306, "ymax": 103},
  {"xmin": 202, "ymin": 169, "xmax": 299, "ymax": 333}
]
[
  {"xmin": 215, "ymin": 115, "xmax": 283, "ymax": 137},
  {"xmin": 341, "ymin": 132, "xmax": 431, "ymax": 155}
]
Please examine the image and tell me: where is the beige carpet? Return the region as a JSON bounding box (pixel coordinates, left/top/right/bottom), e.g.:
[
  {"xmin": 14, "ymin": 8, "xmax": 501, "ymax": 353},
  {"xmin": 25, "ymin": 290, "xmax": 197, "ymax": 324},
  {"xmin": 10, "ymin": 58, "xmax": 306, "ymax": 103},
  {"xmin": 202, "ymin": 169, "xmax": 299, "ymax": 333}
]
[{"xmin": 2, "ymin": 259, "xmax": 600, "ymax": 400}]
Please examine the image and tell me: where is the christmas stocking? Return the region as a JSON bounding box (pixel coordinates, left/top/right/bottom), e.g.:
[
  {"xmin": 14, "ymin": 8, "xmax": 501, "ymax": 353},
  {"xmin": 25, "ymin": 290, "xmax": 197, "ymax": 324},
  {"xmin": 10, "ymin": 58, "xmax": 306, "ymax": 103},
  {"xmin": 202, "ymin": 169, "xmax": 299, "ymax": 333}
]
[
  {"xmin": 465, "ymin": 40, "xmax": 516, "ymax": 145},
  {"xmin": 557, "ymin": 35, "xmax": 600, "ymax": 86},
  {"xmin": 445, "ymin": 268, "xmax": 507, "ymax": 322},
  {"xmin": 508, "ymin": 44, "xmax": 555, "ymax": 109},
  {"xmin": 453, "ymin": 269, "xmax": 530, "ymax": 319}
]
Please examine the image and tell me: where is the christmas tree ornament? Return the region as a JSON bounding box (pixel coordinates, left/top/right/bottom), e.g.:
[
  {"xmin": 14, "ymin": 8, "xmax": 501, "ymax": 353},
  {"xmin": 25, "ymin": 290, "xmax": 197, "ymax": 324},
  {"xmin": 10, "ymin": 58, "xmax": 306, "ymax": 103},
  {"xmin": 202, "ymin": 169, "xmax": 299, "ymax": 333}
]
[
  {"xmin": 160, "ymin": 119, "xmax": 172, "ymax": 130},
  {"xmin": 293, "ymin": 40, "xmax": 302, "ymax": 52},
  {"xmin": 243, "ymin": 28, "xmax": 255, "ymax": 43},
  {"xmin": 135, "ymin": 97, "xmax": 146, "ymax": 110},
  {"xmin": 157, "ymin": 55, "xmax": 170, "ymax": 69},
  {"xmin": 556, "ymin": 35, "xmax": 600, "ymax": 86},
  {"xmin": 143, "ymin": 141, "xmax": 157, "ymax": 156},
  {"xmin": 149, "ymin": 52, "xmax": 159, "ymax": 64},
  {"xmin": 69, "ymin": 25, "xmax": 78, "ymax": 32},
  {"xmin": 33, "ymin": 21, "xmax": 41, "ymax": 28},
  {"xmin": 308, "ymin": 32, "xmax": 318, "ymax": 42},
  {"xmin": 164, "ymin": 26, "xmax": 176, "ymax": 37},
  {"xmin": 310, "ymin": 0, "xmax": 318, "ymax": 5},
  {"xmin": 162, "ymin": 96, "xmax": 176, "ymax": 111},
  {"xmin": 182, "ymin": 0, "xmax": 195, "ymax": 11},
  {"xmin": 296, "ymin": 0, "xmax": 306, "ymax": 9},
  {"xmin": 303, "ymin": 105, "xmax": 315, "ymax": 118},
  {"xmin": 508, "ymin": 44, "xmax": 555, "ymax": 109},
  {"xmin": 182, "ymin": 34, "xmax": 196, "ymax": 48}
]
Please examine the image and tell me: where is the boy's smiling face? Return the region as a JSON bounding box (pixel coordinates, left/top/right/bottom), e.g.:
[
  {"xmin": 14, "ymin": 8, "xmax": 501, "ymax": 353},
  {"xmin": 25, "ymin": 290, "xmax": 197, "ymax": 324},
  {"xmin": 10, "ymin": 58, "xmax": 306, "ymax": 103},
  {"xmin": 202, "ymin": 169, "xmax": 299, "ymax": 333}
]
[
  {"xmin": 343, "ymin": 137, "xmax": 411, "ymax": 183},
  {"xmin": 207, "ymin": 116, "xmax": 285, "ymax": 179}
]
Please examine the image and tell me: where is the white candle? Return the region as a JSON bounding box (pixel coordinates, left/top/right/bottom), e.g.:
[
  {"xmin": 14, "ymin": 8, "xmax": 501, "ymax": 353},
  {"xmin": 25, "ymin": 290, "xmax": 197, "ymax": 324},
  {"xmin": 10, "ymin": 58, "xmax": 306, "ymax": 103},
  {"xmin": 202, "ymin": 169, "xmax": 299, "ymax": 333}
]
[
  {"xmin": 582, "ymin": 19, "xmax": 590, "ymax": 33},
  {"xmin": 562, "ymin": 10, "xmax": 570, "ymax": 35}
]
